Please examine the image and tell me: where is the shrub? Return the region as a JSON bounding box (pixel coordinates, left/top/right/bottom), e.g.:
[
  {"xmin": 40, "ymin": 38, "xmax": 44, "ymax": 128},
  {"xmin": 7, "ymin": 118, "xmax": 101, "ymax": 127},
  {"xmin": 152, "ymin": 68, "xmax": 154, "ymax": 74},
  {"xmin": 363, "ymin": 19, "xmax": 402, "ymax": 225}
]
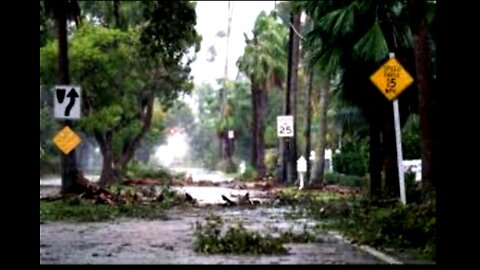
[
  {"xmin": 324, "ymin": 172, "xmax": 365, "ymax": 188},
  {"xmin": 338, "ymin": 200, "xmax": 436, "ymax": 261},
  {"xmin": 238, "ymin": 164, "xmax": 258, "ymax": 181},
  {"xmin": 264, "ymin": 148, "xmax": 278, "ymax": 176},
  {"xmin": 124, "ymin": 160, "xmax": 173, "ymax": 179},
  {"xmin": 333, "ymin": 139, "xmax": 368, "ymax": 176}
]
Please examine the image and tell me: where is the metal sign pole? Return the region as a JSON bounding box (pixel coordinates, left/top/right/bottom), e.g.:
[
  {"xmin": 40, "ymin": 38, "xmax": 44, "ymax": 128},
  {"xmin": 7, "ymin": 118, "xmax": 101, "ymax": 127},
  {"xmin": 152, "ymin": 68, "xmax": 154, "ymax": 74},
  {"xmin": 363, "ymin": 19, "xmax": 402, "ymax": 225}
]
[{"xmin": 389, "ymin": 52, "xmax": 406, "ymax": 205}]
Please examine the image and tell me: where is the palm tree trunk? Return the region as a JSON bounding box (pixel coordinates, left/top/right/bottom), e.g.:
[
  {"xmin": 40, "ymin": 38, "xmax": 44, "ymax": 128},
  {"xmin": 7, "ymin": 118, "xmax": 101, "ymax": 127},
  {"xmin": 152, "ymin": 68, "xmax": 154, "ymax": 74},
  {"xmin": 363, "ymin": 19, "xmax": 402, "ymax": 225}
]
[
  {"xmin": 249, "ymin": 82, "xmax": 267, "ymax": 178},
  {"xmin": 408, "ymin": 0, "xmax": 435, "ymax": 192},
  {"xmin": 251, "ymin": 84, "xmax": 258, "ymax": 169},
  {"xmin": 369, "ymin": 115, "xmax": 382, "ymax": 199},
  {"xmin": 255, "ymin": 86, "xmax": 268, "ymax": 178},
  {"xmin": 304, "ymin": 69, "xmax": 314, "ymax": 183},
  {"xmin": 311, "ymin": 78, "xmax": 330, "ymax": 184}
]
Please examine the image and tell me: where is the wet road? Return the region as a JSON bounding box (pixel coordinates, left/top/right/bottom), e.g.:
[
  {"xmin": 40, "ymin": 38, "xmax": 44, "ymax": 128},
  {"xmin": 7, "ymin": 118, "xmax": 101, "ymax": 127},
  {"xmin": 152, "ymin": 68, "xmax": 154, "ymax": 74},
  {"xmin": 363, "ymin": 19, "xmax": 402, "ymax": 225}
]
[
  {"xmin": 40, "ymin": 168, "xmax": 392, "ymax": 264},
  {"xmin": 40, "ymin": 207, "xmax": 385, "ymax": 264}
]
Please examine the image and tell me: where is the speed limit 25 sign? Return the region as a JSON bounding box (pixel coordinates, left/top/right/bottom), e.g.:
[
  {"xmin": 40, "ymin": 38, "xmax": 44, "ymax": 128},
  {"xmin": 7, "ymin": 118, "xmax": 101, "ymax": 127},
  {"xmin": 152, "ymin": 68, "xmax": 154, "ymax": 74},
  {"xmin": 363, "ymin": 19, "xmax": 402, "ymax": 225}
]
[
  {"xmin": 370, "ymin": 57, "xmax": 414, "ymax": 101},
  {"xmin": 277, "ymin": 115, "xmax": 294, "ymax": 137}
]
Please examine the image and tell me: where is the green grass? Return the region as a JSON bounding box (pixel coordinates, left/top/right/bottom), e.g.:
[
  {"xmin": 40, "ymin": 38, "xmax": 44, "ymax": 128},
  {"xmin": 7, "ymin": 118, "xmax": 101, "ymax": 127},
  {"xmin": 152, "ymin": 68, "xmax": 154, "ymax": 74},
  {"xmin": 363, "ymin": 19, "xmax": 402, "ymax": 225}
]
[
  {"xmin": 283, "ymin": 190, "xmax": 436, "ymax": 262},
  {"xmin": 40, "ymin": 187, "xmax": 183, "ymax": 223},
  {"xmin": 40, "ymin": 199, "xmax": 170, "ymax": 222}
]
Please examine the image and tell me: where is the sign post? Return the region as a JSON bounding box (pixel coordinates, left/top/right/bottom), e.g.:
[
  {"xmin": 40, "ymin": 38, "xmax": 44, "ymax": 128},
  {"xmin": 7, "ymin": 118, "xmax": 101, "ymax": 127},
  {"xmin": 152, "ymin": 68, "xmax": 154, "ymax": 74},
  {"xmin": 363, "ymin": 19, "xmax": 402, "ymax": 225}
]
[
  {"xmin": 370, "ymin": 53, "xmax": 414, "ymax": 204},
  {"xmin": 297, "ymin": 156, "xmax": 307, "ymax": 190}
]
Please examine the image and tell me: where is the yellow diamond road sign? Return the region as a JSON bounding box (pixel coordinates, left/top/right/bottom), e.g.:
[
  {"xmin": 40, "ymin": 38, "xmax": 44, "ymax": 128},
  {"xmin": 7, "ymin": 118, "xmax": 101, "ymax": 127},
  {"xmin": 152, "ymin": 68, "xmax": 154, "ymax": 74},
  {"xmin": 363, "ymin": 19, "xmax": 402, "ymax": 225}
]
[
  {"xmin": 370, "ymin": 57, "xmax": 414, "ymax": 101},
  {"xmin": 52, "ymin": 126, "xmax": 82, "ymax": 154}
]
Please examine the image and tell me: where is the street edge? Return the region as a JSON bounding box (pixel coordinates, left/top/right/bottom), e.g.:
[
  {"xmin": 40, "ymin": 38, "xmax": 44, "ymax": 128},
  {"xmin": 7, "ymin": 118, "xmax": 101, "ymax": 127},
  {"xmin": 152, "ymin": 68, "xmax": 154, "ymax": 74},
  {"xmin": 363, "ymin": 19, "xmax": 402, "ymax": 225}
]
[{"xmin": 327, "ymin": 231, "xmax": 403, "ymax": 265}]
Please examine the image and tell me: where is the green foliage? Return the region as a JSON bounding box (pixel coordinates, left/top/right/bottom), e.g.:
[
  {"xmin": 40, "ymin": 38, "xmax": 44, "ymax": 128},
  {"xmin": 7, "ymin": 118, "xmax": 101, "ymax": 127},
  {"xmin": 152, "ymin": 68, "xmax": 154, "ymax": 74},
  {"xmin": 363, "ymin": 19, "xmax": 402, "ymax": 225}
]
[
  {"xmin": 193, "ymin": 214, "xmax": 287, "ymax": 255},
  {"xmin": 40, "ymin": 186, "xmax": 184, "ymax": 223},
  {"xmin": 237, "ymin": 12, "xmax": 288, "ymax": 85},
  {"xmin": 264, "ymin": 148, "xmax": 278, "ymax": 176},
  {"xmin": 285, "ymin": 189, "xmax": 436, "ymax": 261},
  {"xmin": 239, "ymin": 164, "xmax": 258, "ymax": 181},
  {"xmin": 405, "ymin": 171, "xmax": 422, "ymax": 203},
  {"xmin": 41, "ymin": 1, "xmax": 201, "ymax": 181},
  {"xmin": 402, "ymin": 114, "xmax": 421, "ymax": 160},
  {"xmin": 229, "ymin": 82, "xmax": 254, "ymax": 161},
  {"xmin": 40, "ymin": 103, "xmax": 61, "ymax": 175},
  {"xmin": 123, "ymin": 160, "xmax": 173, "ymax": 180},
  {"xmin": 187, "ymin": 83, "xmax": 220, "ymax": 169},
  {"xmin": 324, "ymin": 172, "xmax": 365, "ymax": 188},
  {"xmin": 275, "ymin": 188, "xmax": 349, "ymax": 208},
  {"xmin": 40, "ymin": 197, "xmax": 168, "ymax": 222},
  {"xmin": 338, "ymin": 201, "xmax": 436, "ymax": 261},
  {"xmin": 40, "ymin": 2, "xmax": 55, "ymax": 47},
  {"xmin": 189, "ymin": 81, "xmax": 255, "ymax": 168},
  {"xmin": 265, "ymin": 88, "xmax": 284, "ymax": 146},
  {"xmin": 333, "ymin": 139, "xmax": 368, "ymax": 176},
  {"xmin": 278, "ymin": 226, "xmax": 317, "ymax": 243},
  {"xmin": 40, "ymin": 24, "xmax": 146, "ymax": 133}
]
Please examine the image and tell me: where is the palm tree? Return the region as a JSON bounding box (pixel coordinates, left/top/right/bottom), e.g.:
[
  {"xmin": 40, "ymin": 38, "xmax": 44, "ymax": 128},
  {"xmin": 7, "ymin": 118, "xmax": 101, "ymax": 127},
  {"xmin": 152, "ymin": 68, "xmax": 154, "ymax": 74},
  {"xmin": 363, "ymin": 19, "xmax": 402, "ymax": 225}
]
[
  {"xmin": 237, "ymin": 11, "xmax": 288, "ymax": 178},
  {"xmin": 300, "ymin": 0, "xmax": 420, "ymax": 199},
  {"xmin": 310, "ymin": 75, "xmax": 331, "ymax": 185}
]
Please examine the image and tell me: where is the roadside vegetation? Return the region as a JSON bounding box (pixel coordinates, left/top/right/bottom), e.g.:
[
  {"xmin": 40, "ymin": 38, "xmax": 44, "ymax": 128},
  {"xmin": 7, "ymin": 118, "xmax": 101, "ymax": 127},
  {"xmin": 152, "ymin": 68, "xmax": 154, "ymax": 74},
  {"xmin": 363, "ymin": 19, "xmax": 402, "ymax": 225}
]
[
  {"xmin": 193, "ymin": 214, "xmax": 321, "ymax": 255},
  {"xmin": 275, "ymin": 187, "xmax": 435, "ymax": 261},
  {"xmin": 40, "ymin": 187, "xmax": 184, "ymax": 223}
]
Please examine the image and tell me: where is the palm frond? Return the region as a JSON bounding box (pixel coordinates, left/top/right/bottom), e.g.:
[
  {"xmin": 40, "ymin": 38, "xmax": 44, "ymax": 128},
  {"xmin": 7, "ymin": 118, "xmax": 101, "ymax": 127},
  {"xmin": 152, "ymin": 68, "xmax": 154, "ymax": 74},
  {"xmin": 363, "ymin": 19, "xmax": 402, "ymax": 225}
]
[
  {"xmin": 317, "ymin": 3, "xmax": 356, "ymax": 40},
  {"xmin": 353, "ymin": 22, "xmax": 388, "ymax": 62}
]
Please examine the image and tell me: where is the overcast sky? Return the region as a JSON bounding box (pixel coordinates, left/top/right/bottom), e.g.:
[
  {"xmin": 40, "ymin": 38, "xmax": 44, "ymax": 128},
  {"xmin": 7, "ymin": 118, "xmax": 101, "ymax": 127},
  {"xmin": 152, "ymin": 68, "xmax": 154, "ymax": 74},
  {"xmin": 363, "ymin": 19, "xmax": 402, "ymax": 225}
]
[{"xmin": 190, "ymin": 1, "xmax": 276, "ymax": 87}]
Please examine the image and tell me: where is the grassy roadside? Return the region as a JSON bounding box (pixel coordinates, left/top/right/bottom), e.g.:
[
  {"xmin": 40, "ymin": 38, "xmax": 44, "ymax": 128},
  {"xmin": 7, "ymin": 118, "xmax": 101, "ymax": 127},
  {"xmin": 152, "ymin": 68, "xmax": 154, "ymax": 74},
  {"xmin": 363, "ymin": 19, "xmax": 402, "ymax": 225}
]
[
  {"xmin": 276, "ymin": 187, "xmax": 436, "ymax": 262},
  {"xmin": 40, "ymin": 187, "xmax": 183, "ymax": 223}
]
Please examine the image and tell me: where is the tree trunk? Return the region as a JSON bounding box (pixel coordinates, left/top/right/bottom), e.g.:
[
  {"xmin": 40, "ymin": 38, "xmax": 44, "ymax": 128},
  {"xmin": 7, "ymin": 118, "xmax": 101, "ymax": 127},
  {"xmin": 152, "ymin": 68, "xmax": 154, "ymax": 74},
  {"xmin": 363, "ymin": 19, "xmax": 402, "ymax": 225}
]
[
  {"xmin": 114, "ymin": 90, "xmax": 155, "ymax": 171},
  {"xmin": 369, "ymin": 116, "xmax": 383, "ymax": 199},
  {"xmin": 250, "ymin": 84, "xmax": 258, "ymax": 169},
  {"xmin": 53, "ymin": 1, "xmax": 84, "ymax": 194},
  {"xmin": 250, "ymin": 82, "xmax": 267, "ymax": 178},
  {"xmin": 304, "ymin": 69, "xmax": 314, "ymax": 183},
  {"xmin": 113, "ymin": 0, "xmax": 121, "ymax": 28},
  {"xmin": 408, "ymin": 0, "xmax": 435, "ymax": 191},
  {"xmin": 93, "ymin": 90, "xmax": 155, "ymax": 186},
  {"xmin": 96, "ymin": 130, "xmax": 121, "ymax": 187},
  {"xmin": 257, "ymin": 88, "xmax": 267, "ymax": 178},
  {"xmin": 382, "ymin": 107, "xmax": 400, "ymax": 199},
  {"xmin": 311, "ymin": 78, "xmax": 330, "ymax": 184}
]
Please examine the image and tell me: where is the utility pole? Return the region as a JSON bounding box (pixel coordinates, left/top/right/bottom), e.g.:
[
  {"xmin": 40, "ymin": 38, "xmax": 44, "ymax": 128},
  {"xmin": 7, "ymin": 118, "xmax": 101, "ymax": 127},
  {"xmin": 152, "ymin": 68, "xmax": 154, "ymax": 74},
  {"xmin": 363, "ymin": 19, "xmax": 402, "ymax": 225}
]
[
  {"xmin": 282, "ymin": 12, "xmax": 301, "ymax": 184},
  {"xmin": 219, "ymin": 1, "xmax": 234, "ymax": 164}
]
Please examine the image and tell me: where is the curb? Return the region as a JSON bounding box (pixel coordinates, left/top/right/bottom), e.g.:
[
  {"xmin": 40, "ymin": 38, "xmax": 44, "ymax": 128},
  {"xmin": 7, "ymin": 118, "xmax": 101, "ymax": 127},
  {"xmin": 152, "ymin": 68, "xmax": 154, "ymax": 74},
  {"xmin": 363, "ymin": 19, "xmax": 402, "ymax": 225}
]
[{"xmin": 328, "ymin": 231, "xmax": 403, "ymax": 265}]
